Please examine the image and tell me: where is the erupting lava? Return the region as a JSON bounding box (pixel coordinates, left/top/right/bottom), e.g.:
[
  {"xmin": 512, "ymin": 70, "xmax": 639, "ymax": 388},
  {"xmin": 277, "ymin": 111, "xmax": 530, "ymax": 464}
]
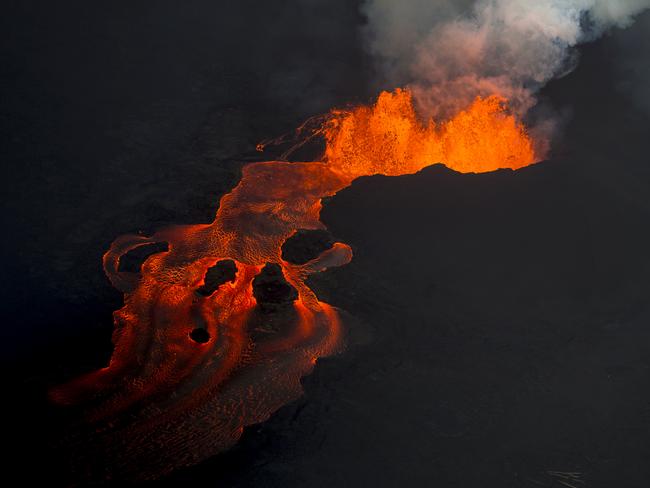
[
  {"xmin": 52, "ymin": 89, "xmax": 538, "ymax": 481},
  {"xmin": 324, "ymin": 88, "xmax": 535, "ymax": 177}
]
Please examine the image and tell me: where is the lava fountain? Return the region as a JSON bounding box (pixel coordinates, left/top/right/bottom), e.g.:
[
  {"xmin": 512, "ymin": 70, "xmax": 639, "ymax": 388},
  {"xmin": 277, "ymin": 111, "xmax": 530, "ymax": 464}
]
[{"xmin": 51, "ymin": 88, "xmax": 537, "ymax": 481}]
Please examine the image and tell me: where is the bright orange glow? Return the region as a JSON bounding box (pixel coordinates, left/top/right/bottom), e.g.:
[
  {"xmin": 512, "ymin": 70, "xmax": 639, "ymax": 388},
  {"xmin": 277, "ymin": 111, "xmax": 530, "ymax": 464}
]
[
  {"xmin": 52, "ymin": 88, "xmax": 538, "ymax": 482},
  {"xmin": 324, "ymin": 88, "xmax": 536, "ymax": 178}
]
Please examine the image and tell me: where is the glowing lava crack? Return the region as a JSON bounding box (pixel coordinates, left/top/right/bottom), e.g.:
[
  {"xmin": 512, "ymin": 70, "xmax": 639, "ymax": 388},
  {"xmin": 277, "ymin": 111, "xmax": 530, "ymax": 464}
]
[{"xmin": 52, "ymin": 89, "xmax": 538, "ymax": 481}]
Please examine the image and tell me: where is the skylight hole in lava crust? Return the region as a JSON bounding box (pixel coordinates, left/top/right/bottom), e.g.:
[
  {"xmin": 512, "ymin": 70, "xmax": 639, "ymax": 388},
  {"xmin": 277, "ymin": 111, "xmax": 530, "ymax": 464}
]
[{"xmin": 189, "ymin": 328, "xmax": 211, "ymax": 344}]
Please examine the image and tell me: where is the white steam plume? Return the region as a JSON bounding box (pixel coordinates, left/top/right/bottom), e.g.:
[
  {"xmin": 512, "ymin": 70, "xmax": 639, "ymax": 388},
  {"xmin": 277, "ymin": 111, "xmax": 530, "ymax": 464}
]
[{"xmin": 361, "ymin": 0, "xmax": 650, "ymax": 120}]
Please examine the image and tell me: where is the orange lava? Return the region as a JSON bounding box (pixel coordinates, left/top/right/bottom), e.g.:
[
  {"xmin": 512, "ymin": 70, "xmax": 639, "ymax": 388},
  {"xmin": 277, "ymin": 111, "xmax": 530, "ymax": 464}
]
[
  {"xmin": 324, "ymin": 88, "xmax": 536, "ymax": 178},
  {"xmin": 52, "ymin": 88, "xmax": 538, "ymax": 482}
]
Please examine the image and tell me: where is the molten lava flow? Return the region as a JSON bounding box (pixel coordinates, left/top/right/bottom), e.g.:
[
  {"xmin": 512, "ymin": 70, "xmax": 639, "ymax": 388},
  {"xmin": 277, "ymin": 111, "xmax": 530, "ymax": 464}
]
[{"xmin": 52, "ymin": 88, "xmax": 538, "ymax": 482}]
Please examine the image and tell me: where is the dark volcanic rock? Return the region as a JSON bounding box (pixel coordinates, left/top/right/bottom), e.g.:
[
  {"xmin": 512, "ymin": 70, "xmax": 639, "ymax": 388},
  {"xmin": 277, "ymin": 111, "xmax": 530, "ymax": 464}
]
[
  {"xmin": 281, "ymin": 229, "xmax": 335, "ymax": 265},
  {"xmin": 7, "ymin": 3, "xmax": 650, "ymax": 487},
  {"xmin": 117, "ymin": 241, "xmax": 169, "ymax": 273},
  {"xmin": 252, "ymin": 263, "xmax": 298, "ymax": 312},
  {"xmin": 196, "ymin": 259, "xmax": 237, "ymax": 296}
]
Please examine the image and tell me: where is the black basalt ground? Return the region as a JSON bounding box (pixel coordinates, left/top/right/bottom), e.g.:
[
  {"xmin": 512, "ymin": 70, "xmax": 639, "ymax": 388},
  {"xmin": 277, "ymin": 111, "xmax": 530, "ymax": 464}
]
[
  {"xmin": 3, "ymin": 2, "xmax": 650, "ymax": 487},
  {"xmin": 196, "ymin": 259, "xmax": 238, "ymax": 297},
  {"xmin": 252, "ymin": 263, "xmax": 299, "ymax": 312},
  {"xmin": 118, "ymin": 241, "xmax": 170, "ymax": 273},
  {"xmin": 282, "ymin": 229, "xmax": 335, "ymax": 265}
]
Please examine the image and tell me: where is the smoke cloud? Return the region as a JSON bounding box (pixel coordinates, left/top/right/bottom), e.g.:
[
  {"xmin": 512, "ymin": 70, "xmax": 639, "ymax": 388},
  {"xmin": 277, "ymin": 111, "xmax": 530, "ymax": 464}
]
[
  {"xmin": 361, "ymin": 0, "xmax": 650, "ymax": 120},
  {"xmin": 614, "ymin": 11, "xmax": 650, "ymax": 115}
]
